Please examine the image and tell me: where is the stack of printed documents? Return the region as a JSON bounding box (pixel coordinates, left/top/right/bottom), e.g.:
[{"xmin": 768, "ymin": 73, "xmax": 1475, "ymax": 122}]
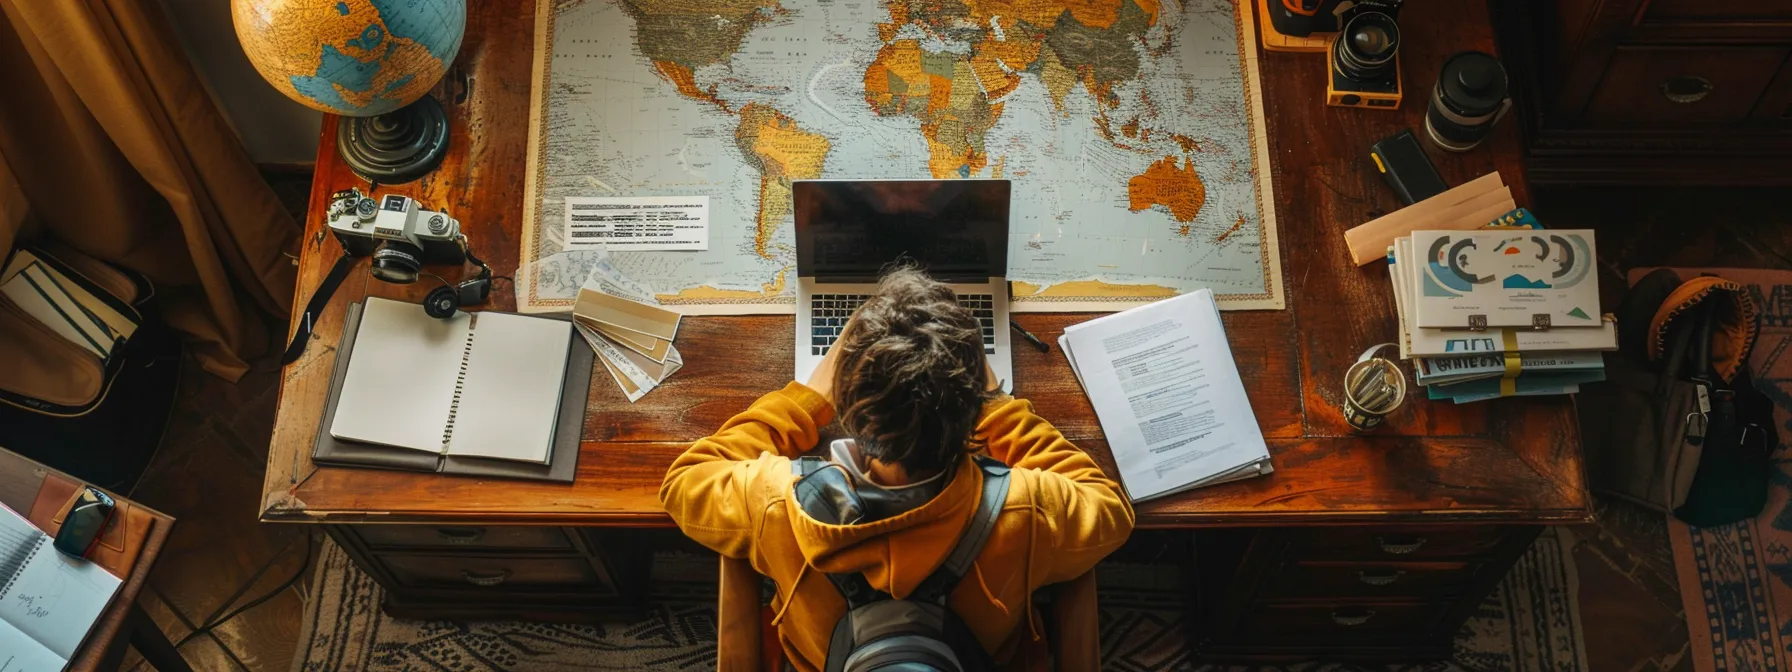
[
  {"xmin": 1386, "ymin": 210, "xmax": 1616, "ymax": 403},
  {"xmin": 1058, "ymin": 289, "xmax": 1272, "ymax": 502},
  {"xmin": 573, "ymin": 257, "xmax": 683, "ymax": 402}
]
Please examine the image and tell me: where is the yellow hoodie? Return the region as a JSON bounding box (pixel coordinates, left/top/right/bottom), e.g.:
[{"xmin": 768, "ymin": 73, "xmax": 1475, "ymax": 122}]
[{"xmin": 660, "ymin": 382, "xmax": 1135, "ymax": 671}]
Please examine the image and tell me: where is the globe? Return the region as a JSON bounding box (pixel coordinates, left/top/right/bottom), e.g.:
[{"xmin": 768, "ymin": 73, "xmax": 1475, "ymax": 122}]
[{"xmin": 232, "ymin": 0, "xmax": 465, "ymax": 117}]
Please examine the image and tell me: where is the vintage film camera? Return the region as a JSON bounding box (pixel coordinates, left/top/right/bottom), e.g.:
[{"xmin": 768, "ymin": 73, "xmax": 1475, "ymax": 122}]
[
  {"xmin": 324, "ymin": 188, "xmax": 491, "ymax": 318},
  {"xmin": 1326, "ymin": 0, "xmax": 1404, "ymax": 110},
  {"xmin": 326, "ymin": 189, "xmax": 468, "ymax": 283}
]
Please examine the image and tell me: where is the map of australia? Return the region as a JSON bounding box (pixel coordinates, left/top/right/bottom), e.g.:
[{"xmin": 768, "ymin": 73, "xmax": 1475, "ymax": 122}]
[{"xmin": 519, "ymin": 0, "xmax": 1282, "ymax": 313}]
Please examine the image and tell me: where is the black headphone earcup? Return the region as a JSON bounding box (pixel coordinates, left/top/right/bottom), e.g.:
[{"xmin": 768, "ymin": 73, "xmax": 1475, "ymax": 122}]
[{"xmin": 423, "ymin": 285, "xmax": 461, "ymax": 319}]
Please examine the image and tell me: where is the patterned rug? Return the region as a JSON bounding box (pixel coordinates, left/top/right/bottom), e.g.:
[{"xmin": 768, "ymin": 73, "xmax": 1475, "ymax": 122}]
[
  {"xmin": 294, "ymin": 529, "xmax": 1585, "ymax": 671},
  {"xmin": 1649, "ymin": 268, "xmax": 1792, "ymax": 672}
]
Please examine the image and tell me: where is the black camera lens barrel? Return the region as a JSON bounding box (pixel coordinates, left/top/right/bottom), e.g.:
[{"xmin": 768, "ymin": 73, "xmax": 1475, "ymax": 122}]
[
  {"xmin": 1333, "ymin": 11, "xmax": 1400, "ymax": 81},
  {"xmin": 1426, "ymin": 51, "xmax": 1509, "ymax": 151},
  {"xmin": 370, "ymin": 241, "xmax": 426, "ymax": 284}
]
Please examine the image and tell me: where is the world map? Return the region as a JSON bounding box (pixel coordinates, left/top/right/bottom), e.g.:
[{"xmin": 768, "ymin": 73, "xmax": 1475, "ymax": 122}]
[{"xmin": 517, "ymin": 0, "xmax": 1282, "ymax": 314}]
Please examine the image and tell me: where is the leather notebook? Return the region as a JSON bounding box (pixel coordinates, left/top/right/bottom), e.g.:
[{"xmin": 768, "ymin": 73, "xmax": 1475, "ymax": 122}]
[{"xmin": 310, "ymin": 301, "xmax": 593, "ymax": 483}]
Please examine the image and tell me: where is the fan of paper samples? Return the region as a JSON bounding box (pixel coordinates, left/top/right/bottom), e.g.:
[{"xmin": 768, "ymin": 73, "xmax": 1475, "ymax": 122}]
[
  {"xmin": 573, "ymin": 257, "xmax": 685, "ymax": 401},
  {"xmin": 1361, "ymin": 174, "xmax": 1616, "ymax": 403}
]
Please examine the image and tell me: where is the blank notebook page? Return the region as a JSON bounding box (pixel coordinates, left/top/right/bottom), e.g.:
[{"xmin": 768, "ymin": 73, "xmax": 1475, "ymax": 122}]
[
  {"xmin": 330, "ymin": 298, "xmax": 471, "ymax": 452},
  {"xmin": 447, "ymin": 312, "xmax": 571, "ymax": 463}
]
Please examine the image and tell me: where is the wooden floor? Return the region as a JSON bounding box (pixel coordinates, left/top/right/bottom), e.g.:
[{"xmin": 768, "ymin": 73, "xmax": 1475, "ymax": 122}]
[{"xmin": 115, "ymin": 184, "xmax": 1792, "ymax": 671}]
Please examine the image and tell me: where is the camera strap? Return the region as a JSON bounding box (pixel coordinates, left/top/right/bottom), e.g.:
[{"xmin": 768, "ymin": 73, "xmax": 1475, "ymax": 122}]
[{"xmin": 279, "ymin": 252, "xmax": 360, "ymax": 366}]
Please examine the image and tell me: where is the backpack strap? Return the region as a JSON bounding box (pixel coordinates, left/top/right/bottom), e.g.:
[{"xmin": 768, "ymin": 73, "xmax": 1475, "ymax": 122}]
[
  {"xmin": 911, "ymin": 456, "xmax": 1011, "ymax": 604},
  {"xmin": 793, "ymin": 457, "xmax": 889, "ymax": 609}
]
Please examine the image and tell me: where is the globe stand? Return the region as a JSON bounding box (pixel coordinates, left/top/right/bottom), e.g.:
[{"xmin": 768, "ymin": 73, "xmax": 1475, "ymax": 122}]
[{"xmin": 337, "ymin": 94, "xmax": 450, "ymax": 184}]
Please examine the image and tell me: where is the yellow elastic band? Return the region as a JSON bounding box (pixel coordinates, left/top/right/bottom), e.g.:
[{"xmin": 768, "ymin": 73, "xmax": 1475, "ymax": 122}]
[{"xmin": 1500, "ymin": 331, "xmax": 1520, "ymax": 397}]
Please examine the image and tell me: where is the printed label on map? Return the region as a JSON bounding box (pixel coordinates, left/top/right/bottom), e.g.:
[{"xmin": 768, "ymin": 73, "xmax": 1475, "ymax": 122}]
[{"xmin": 564, "ymin": 196, "xmax": 709, "ymax": 251}]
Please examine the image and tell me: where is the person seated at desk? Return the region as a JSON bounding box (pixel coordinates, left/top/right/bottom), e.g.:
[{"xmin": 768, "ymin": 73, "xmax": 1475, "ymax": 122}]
[{"xmin": 660, "ymin": 267, "xmax": 1135, "ymax": 671}]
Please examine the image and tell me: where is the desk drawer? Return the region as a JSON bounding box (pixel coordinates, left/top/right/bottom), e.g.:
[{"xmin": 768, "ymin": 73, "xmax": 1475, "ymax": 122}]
[
  {"xmin": 1260, "ymin": 561, "xmax": 1478, "ymax": 600},
  {"xmin": 1584, "ymin": 46, "xmax": 1789, "ymax": 126},
  {"xmin": 1237, "ymin": 601, "xmax": 1442, "ymax": 642},
  {"xmin": 380, "ymin": 553, "xmax": 614, "ymax": 593},
  {"xmin": 352, "ymin": 525, "xmax": 575, "ymax": 552},
  {"xmin": 1284, "ymin": 526, "xmax": 1511, "ymax": 561}
]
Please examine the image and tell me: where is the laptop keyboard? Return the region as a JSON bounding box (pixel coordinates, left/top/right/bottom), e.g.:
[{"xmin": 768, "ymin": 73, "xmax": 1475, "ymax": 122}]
[{"xmin": 810, "ymin": 294, "xmax": 997, "ymax": 356}]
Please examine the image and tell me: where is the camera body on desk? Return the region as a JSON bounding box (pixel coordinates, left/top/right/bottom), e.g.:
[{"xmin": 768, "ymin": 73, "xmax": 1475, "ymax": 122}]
[
  {"xmin": 326, "ymin": 188, "xmax": 466, "ymax": 284},
  {"xmin": 1326, "ymin": 0, "xmax": 1404, "ymax": 110}
]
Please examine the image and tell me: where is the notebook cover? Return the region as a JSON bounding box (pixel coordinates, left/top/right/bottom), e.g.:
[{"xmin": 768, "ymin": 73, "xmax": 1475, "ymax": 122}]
[{"xmin": 311, "ymin": 304, "xmax": 592, "ymax": 484}]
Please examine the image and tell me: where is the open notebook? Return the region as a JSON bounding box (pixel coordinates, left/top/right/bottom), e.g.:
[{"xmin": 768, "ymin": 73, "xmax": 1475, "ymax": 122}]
[
  {"xmin": 329, "ymin": 297, "xmax": 574, "ymax": 465},
  {"xmin": 0, "ymin": 503, "xmax": 121, "ymax": 671}
]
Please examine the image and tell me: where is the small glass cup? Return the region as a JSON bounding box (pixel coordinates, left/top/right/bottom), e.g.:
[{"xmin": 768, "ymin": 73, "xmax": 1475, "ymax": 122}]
[{"xmin": 1343, "ymin": 344, "xmax": 1407, "ymax": 431}]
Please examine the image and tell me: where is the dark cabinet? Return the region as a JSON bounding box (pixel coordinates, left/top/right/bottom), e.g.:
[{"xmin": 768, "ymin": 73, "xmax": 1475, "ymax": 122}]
[
  {"xmin": 325, "ymin": 524, "xmax": 649, "ymax": 621},
  {"xmin": 1495, "ymin": 0, "xmax": 1792, "ymax": 185},
  {"xmin": 1196, "ymin": 525, "xmax": 1541, "ymax": 661}
]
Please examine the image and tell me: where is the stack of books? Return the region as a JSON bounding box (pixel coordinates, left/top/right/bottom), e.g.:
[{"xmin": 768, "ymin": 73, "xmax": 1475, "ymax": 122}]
[
  {"xmin": 1386, "ymin": 210, "xmax": 1617, "ymax": 403},
  {"xmin": 573, "ymin": 257, "xmax": 684, "ymax": 402}
]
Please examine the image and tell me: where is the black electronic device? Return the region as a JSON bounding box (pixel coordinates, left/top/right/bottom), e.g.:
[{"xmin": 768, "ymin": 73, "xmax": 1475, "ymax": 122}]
[
  {"xmin": 52, "ymin": 486, "xmax": 115, "ymax": 558},
  {"xmin": 1326, "ymin": 0, "xmax": 1404, "ymax": 110},
  {"xmin": 1369, "ymin": 129, "xmax": 1447, "ymax": 205},
  {"xmin": 792, "ymin": 179, "xmax": 1010, "ymax": 285}
]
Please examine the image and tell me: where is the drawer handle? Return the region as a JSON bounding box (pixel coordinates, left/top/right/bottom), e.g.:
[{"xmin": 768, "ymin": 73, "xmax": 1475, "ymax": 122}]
[
  {"xmin": 1356, "ymin": 569, "xmax": 1406, "ymax": 586},
  {"xmin": 1661, "ymin": 76, "xmax": 1713, "ymax": 104},
  {"xmin": 436, "ymin": 527, "xmax": 486, "ymax": 545},
  {"xmin": 1377, "ymin": 536, "xmax": 1426, "ymax": 555},
  {"xmin": 462, "ymin": 569, "xmax": 510, "ymax": 587},
  {"xmin": 1331, "ymin": 608, "xmax": 1377, "ymax": 627}
]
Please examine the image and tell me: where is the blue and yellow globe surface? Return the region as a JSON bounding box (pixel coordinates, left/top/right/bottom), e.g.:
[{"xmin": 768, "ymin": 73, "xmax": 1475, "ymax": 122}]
[{"xmin": 232, "ymin": 0, "xmax": 465, "ymax": 117}]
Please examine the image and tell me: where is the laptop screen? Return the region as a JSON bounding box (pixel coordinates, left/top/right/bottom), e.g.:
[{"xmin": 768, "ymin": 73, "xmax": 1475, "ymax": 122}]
[{"xmin": 793, "ymin": 180, "xmax": 1010, "ymax": 282}]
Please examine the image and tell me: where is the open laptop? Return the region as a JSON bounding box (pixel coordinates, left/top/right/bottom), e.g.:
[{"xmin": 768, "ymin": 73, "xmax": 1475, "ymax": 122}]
[{"xmin": 793, "ymin": 179, "xmax": 1014, "ymax": 393}]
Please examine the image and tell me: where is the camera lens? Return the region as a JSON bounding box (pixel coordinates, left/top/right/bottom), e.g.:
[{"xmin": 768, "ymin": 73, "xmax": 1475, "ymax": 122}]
[
  {"xmin": 1334, "ymin": 11, "xmax": 1400, "ymax": 81},
  {"xmin": 370, "ymin": 240, "xmax": 424, "ymax": 284},
  {"xmin": 1426, "ymin": 51, "xmax": 1509, "ymax": 151}
]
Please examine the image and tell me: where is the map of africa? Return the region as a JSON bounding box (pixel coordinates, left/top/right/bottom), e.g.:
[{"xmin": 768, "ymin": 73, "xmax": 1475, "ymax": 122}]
[{"xmin": 517, "ymin": 0, "xmax": 1283, "ymax": 314}]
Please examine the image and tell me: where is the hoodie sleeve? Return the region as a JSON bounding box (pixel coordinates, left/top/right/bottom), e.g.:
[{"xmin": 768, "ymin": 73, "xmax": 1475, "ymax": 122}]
[
  {"xmin": 659, "ymin": 381, "xmax": 835, "ymax": 559},
  {"xmin": 976, "ymin": 397, "xmax": 1136, "ymax": 585}
]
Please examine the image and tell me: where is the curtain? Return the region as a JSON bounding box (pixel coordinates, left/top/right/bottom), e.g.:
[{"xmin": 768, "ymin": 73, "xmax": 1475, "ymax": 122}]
[{"xmin": 0, "ymin": 0, "xmax": 297, "ymax": 381}]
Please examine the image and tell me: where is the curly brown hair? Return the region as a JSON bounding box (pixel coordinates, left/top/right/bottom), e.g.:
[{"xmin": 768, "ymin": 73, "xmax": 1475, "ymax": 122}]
[{"xmin": 832, "ymin": 266, "xmax": 997, "ymax": 476}]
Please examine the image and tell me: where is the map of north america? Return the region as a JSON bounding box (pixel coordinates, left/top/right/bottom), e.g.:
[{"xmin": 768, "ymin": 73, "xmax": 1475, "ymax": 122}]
[{"xmin": 523, "ymin": 0, "xmax": 1276, "ymax": 312}]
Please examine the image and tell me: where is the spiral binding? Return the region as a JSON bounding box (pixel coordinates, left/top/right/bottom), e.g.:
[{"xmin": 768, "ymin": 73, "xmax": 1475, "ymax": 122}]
[
  {"xmin": 440, "ymin": 327, "xmax": 477, "ymax": 452},
  {"xmin": 0, "ymin": 534, "xmax": 45, "ymax": 600}
]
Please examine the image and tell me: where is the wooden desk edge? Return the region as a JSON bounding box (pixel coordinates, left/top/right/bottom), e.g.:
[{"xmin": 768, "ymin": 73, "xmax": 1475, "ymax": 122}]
[{"xmin": 258, "ymin": 497, "xmax": 1593, "ymax": 528}]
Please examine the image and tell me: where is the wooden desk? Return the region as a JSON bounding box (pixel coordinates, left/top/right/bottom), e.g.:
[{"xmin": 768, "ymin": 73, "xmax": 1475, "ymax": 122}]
[
  {"xmin": 0, "ymin": 448, "xmax": 187, "ymax": 672},
  {"xmin": 262, "ymin": 0, "xmax": 1591, "ymax": 658}
]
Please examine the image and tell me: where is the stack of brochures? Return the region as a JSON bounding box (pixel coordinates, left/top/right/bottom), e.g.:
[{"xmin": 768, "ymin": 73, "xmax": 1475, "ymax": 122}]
[
  {"xmin": 1386, "ymin": 210, "xmax": 1617, "ymax": 403},
  {"xmin": 1058, "ymin": 289, "xmax": 1273, "ymax": 502},
  {"xmin": 573, "ymin": 257, "xmax": 684, "ymax": 402}
]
